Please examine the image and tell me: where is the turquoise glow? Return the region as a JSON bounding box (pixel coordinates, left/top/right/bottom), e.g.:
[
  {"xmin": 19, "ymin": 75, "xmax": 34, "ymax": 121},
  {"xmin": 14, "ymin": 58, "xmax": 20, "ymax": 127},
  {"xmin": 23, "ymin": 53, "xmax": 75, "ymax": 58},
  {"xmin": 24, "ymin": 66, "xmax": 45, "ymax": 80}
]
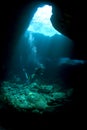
[{"xmin": 27, "ymin": 5, "xmax": 61, "ymax": 37}]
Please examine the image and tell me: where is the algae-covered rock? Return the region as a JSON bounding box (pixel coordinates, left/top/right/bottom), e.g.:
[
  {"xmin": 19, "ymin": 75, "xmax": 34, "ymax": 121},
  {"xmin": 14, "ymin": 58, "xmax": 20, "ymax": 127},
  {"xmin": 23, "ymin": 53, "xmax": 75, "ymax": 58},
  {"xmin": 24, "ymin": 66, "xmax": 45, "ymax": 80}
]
[
  {"xmin": 51, "ymin": 92, "xmax": 66, "ymax": 99},
  {"xmin": 0, "ymin": 81, "xmax": 73, "ymax": 113}
]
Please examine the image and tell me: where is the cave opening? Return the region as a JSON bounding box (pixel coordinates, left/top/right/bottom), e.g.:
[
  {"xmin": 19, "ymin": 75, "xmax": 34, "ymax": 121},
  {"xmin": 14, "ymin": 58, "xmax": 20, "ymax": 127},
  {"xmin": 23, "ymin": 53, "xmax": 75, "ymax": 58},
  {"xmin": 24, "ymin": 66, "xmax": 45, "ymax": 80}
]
[{"xmin": 26, "ymin": 4, "xmax": 62, "ymax": 37}]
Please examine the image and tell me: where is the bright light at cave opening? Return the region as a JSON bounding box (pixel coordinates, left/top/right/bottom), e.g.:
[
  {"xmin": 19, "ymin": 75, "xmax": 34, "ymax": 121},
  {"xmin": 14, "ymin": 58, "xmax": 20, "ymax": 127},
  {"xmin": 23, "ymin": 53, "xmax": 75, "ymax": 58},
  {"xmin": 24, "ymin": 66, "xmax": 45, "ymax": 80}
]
[{"xmin": 27, "ymin": 5, "xmax": 61, "ymax": 37}]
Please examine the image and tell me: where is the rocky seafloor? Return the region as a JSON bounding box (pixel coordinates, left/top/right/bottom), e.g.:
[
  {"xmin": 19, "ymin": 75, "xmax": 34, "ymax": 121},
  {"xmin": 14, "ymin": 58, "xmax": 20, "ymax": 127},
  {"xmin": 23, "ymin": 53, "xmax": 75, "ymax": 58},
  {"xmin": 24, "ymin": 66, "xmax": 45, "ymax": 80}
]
[{"xmin": 0, "ymin": 79, "xmax": 73, "ymax": 114}]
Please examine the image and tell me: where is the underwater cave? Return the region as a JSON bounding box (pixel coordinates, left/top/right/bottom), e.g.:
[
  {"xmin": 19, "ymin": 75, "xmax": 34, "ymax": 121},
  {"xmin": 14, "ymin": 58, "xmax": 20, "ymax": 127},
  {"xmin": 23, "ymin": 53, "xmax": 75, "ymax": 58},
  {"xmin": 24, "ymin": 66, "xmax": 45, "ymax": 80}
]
[{"xmin": 0, "ymin": 1, "xmax": 86, "ymax": 129}]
